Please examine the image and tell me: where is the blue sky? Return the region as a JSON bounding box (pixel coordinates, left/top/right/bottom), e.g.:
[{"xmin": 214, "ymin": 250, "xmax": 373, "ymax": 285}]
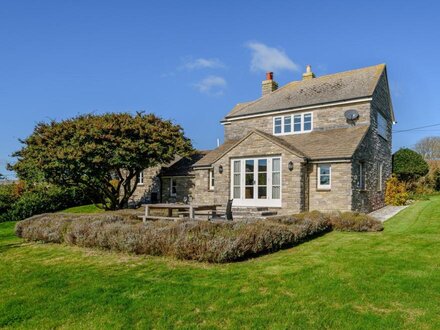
[{"xmin": 1, "ymin": 0, "xmax": 440, "ymax": 178}]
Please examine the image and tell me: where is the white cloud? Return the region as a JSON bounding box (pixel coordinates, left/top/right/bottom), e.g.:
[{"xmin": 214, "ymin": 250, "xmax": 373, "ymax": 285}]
[
  {"xmin": 193, "ymin": 76, "xmax": 227, "ymax": 96},
  {"xmin": 181, "ymin": 57, "xmax": 226, "ymax": 70},
  {"xmin": 246, "ymin": 42, "xmax": 299, "ymax": 73}
]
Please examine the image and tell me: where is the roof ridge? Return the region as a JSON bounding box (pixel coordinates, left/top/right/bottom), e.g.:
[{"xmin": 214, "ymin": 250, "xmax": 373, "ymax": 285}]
[{"xmin": 225, "ymin": 64, "xmax": 386, "ymax": 119}]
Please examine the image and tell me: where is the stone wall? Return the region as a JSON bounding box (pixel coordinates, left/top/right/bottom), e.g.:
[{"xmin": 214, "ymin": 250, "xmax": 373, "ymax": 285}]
[
  {"xmin": 351, "ymin": 72, "xmax": 393, "ymax": 213},
  {"xmin": 224, "ymin": 101, "xmax": 371, "ymax": 141},
  {"xmin": 161, "ymin": 176, "xmax": 195, "ymax": 203},
  {"xmin": 192, "ymin": 169, "xmax": 215, "ymax": 205},
  {"xmin": 130, "ymin": 165, "xmax": 161, "ymax": 205},
  {"xmin": 307, "ymin": 162, "xmax": 352, "ymax": 212}
]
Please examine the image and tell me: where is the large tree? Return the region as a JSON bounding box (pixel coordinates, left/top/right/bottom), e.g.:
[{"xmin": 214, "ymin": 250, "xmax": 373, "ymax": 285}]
[
  {"xmin": 10, "ymin": 113, "xmax": 193, "ymax": 210},
  {"xmin": 414, "ymin": 136, "xmax": 440, "ymax": 160},
  {"xmin": 392, "ymin": 148, "xmax": 429, "ymax": 182}
]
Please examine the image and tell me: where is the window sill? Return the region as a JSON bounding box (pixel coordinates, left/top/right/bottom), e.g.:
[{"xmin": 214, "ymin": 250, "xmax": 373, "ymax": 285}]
[
  {"xmin": 138, "ymin": 183, "xmax": 145, "ymax": 186},
  {"xmin": 317, "ymin": 188, "xmax": 331, "ymax": 191}
]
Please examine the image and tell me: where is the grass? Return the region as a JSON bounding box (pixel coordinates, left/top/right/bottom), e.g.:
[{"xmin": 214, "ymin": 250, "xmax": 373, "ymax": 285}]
[
  {"xmin": 61, "ymin": 204, "xmax": 104, "ymax": 213},
  {"xmin": 1, "ymin": 197, "xmax": 440, "ymax": 329}
]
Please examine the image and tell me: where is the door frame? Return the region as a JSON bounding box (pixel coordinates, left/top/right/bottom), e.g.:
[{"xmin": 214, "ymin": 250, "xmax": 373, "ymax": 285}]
[{"xmin": 230, "ymin": 156, "xmax": 282, "ymax": 207}]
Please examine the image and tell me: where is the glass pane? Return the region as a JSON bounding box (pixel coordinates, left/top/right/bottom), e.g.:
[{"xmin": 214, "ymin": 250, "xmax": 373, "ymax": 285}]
[
  {"xmin": 320, "ymin": 175, "xmax": 330, "ymax": 186},
  {"xmin": 294, "ymin": 115, "xmax": 301, "ymax": 132},
  {"xmin": 258, "ymin": 173, "xmax": 267, "ymax": 186},
  {"xmin": 320, "ymin": 165, "xmax": 330, "ymax": 175},
  {"xmin": 233, "ymin": 160, "xmax": 240, "ymax": 173},
  {"xmin": 245, "ymin": 173, "xmax": 254, "ymax": 185},
  {"xmin": 274, "ymin": 117, "xmax": 282, "ymax": 134},
  {"xmin": 284, "ymin": 116, "xmax": 291, "ymax": 133},
  {"xmin": 272, "ymin": 186, "xmax": 280, "ymax": 199},
  {"xmin": 272, "ymin": 158, "xmax": 280, "ymax": 172},
  {"xmin": 258, "ymin": 187, "xmax": 267, "ymax": 199},
  {"xmin": 258, "ymin": 159, "xmax": 267, "ymax": 172},
  {"xmin": 304, "ymin": 113, "xmax": 312, "ymax": 131},
  {"xmin": 233, "ymin": 174, "xmax": 240, "ymax": 186},
  {"xmin": 272, "ymin": 172, "xmax": 280, "ymax": 185},
  {"xmin": 233, "ymin": 187, "xmax": 240, "ymax": 199},
  {"xmin": 245, "ymin": 187, "xmax": 254, "ymax": 199},
  {"xmin": 245, "ymin": 160, "xmax": 254, "ymax": 172}
]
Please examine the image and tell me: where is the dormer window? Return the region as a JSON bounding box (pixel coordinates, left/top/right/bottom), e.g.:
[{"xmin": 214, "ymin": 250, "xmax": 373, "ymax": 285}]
[{"xmin": 273, "ymin": 112, "xmax": 313, "ymax": 135}]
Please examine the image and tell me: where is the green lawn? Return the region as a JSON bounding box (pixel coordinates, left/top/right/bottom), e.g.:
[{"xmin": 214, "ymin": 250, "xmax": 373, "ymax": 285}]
[{"xmin": 1, "ymin": 198, "xmax": 440, "ymax": 329}]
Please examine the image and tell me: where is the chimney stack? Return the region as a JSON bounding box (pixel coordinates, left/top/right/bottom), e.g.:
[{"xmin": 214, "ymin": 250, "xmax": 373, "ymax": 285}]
[
  {"xmin": 302, "ymin": 65, "xmax": 315, "ymax": 80},
  {"xmin": 262, "ymin": 72, "xmax": 278, "ymax": 96}
]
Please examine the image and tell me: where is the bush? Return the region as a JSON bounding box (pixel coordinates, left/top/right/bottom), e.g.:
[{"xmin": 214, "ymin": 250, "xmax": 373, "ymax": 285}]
[
  {"xmin": 15, "ymin": 212, "xmax": 331, "ymax": 263},
  {"xmin": 0, "ymin": 184, "xmax": 89, "ymax": 222},
  {"xmin": 392, "ymin": 148, "xmax": 429, "ymax": 183},
  {"xmin": 385, "ymin": 175, "xmax": 409, "ymax": 206},
  {"xmin": 329, "ymin": 212, "xmax": 383, "ymax": 232},
  {"xmin": 433, "ymin": 169, "xmax": 440, "ymax": 191}
]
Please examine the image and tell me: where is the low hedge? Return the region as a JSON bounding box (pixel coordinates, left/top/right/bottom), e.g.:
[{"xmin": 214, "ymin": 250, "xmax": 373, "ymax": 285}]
[
  {"xmin": 15, "ymin": 210, "xmax": 382, "ymax": 263},
  {"xmin": 16, "ymin": 212, "xmax": 331, "ymax": 263}
]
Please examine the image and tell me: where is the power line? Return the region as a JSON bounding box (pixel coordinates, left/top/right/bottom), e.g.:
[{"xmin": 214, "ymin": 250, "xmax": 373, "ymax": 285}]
[{"xmin": 393, "ymin": 123, "xmax": 440, "ymax": 133}]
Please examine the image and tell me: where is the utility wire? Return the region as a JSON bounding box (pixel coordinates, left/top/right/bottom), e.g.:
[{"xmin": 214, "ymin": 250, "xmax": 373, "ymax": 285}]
[{"xmin": 393, "ymin": 123, "xmax": 440, "ymax": 133}]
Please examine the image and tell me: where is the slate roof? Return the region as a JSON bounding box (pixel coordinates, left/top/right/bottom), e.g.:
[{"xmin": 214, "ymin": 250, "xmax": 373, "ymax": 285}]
[
  {"xmin": 161, "ymin": 151, "xmax": 209, "ymax": 176},
  {"xmin": 193, "ymin": 125, "xmax": 369, "ymax": 167},
  {"xmin": 224, "ymin": 64, "xmax": 385, "ymax": 120}
]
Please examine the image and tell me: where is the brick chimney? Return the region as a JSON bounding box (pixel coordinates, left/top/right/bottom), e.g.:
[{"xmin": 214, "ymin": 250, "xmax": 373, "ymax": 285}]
[
  {"xmin": 262, "ymin": 72, "xmax": 278, "ymax": 96},
  {"xmin": 302, "ymin": 65, "xmax": 316, "ymax": 80}
]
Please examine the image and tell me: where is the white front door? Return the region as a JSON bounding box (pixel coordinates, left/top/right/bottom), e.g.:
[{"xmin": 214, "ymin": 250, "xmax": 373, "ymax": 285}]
[{"xmin": 231, "ymin": 157, "xmax": 282, "ymax": 207}]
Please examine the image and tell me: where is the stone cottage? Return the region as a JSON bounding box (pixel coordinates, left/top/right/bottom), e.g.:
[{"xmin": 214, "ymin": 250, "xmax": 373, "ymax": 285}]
[{"xmin": 133, "ymin": 64, "xmax": 395, "ymax": 214}]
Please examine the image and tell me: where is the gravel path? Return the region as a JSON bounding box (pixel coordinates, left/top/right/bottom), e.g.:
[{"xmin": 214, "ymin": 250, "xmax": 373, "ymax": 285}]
[{"xmin": 368, "ymin": 205, "xmax": 408, "ymax": 222}]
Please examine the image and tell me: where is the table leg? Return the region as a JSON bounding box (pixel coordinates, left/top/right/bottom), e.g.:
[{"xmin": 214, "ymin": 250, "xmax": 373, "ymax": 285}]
[
  {"xmin": 167, "ymin": 208, "xmax": 172, "ymax": 217},
  {"xmin": 144, "ymin": 205, "xmax": 150, "ymax": 224}
]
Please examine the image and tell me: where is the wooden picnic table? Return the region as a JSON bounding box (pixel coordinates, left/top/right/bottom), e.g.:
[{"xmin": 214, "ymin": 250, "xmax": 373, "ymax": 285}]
[{"xmin": 140, "ymin": 203, "xmax": 222, "ymax": 223}]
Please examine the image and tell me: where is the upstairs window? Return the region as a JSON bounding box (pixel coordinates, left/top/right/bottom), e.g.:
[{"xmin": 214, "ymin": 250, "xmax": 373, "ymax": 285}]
[
  {"xmin": 377, "ymin": 112, "xmax": 388, "ymax": 139},
  {"xmin": 138, "ymin": 171, "xmax": 144, "ymax": 185},
  {"xmin": 274, "ymin": 113, "xmax": 313, "ymax": 135}
]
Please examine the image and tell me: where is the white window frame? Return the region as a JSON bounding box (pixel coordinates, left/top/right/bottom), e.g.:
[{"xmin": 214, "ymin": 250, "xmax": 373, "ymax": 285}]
[
  {"xmin": 230, "ymin": 157, "xmax": 282, "ymax": 207},
  {"xmin": 209, "ymin": 168, "xmax": 215, "ymax": 191},
  {"xmin": 273, "ymin": 112, "xmax": 313, "ymax": 135},
  {"xmin": 170, "ymin": 178, "xmax": 177, "ymax": 197},
  {"xmin": 317, "ymin": 164, "xmax": 331, "ymax": 190},
  {"xmin": 138, "ymin": 171, "xmax": 144, "ymax": 185},
  {"xmin": 377, "ymin": 112, "xmax": 388, "ymax": 140},
  {"xmin": 377, "ymin": 162, "xmax": 383, "ymax": 192}
]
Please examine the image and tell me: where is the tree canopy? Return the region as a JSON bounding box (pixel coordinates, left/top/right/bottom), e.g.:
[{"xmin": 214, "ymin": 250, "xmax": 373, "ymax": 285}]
[
  {"xmin": 10, "ymin": 113, "xmax": 193, "ymax": 210},
  {"xmin": 392, "ymin": 148, "xmax": 429, "ymax": 182},
  {"xmin": 414, "ymin": 136, "xmax": 440, "ymax": 160}
]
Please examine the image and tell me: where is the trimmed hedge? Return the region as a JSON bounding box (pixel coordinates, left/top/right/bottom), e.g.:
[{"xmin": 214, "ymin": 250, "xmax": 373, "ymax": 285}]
[
  {"xmin": 16, "ymin": 212, "xmax": 331, "ymax": 263},
  {"xmin": 15, "ymin": 210, "xmax": 382, "ymax": 263}
]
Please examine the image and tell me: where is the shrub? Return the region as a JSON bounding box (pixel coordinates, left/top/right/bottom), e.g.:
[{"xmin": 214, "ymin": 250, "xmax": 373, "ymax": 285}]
[
  {"xmin": 0, "ymin": 184, "xmax": 89, "ymax": 222},
  {"xmin": 392, "ymin": 148, "xmax": 429, "ymax": 183},
  {"xmin": 329, "ymin": 212, "xmax": 383, "ymax": 232},
  {"xmin": 433, "ymin": 169, "xmax": 440, "ymax": 191},
  {"xmin": 15, "ymin": 211, "xmax": 332, "ymax": 263},
  {"xmin": 385, "ymin": 175, "xmax": 409, "ymax": 206}
]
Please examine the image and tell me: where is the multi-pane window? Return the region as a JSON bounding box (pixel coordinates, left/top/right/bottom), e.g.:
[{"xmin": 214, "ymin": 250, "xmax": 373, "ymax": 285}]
[
  {"xmin": 377, "ymin": 112, "xmax": 388, "ymax": 139},
  {"xmin": 272, "ymin": 158, "xmax": 281, "ymax": 199},
  {"xmin": 274, "ymin": 117, "xmax": 282, "ymax": 134},
  {"xmin": 358, "ymin": 162, "xmax": 366, "ymax": 190},
  {"xmin": 170, "ymin": 178, "xmax": 177, "ymax": 197},
  {"xmin": 274, "ymin": 113, "xmax": 313, "ymax": 135},
  {"xmin": 317, "ymin": 164, "xmax": 331, "ymax": 190},
  {"xmin": 138, "ymin": 171, "xmax": 144, "ymax": 185},
  {"xmin": 233, "ymin": 160, "xmax": 241, "ymax": 199},
  {"xmin": 209, "ymin": 169, "xmax": 215, "ymax": 190}
]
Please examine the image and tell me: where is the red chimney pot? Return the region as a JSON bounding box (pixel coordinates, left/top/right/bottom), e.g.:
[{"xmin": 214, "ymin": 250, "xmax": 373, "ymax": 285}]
[{"xmin": 266, "ymin": 72, "xmax": 273, "ymax": 80}]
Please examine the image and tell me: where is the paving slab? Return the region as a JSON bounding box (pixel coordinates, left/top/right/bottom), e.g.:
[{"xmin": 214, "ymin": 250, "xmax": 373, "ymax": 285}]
[{"xmin": 368, "ymin": 205, "xmax": 408, "ymax": 222}]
